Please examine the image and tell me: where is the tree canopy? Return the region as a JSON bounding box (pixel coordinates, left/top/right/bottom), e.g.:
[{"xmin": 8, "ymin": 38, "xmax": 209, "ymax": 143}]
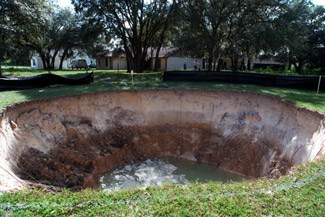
[
  {"xmin": 0, "ymin": 0, "xmax": 103, "ymax": 71},
  {"xmin": 26, "ymin": 7, "xmax": 103, "ymax": 70},
  {"xmin": 1, "ymin": 0, "xmax": 324, "ymax": 74},
  {"xmin": 274, "ymin": 1, "xmax": 325, "ymax": 73},
  {"xmin": 73, "ymin": 0, "xmax": 181, "ymax": 73},
  {"xmin": 0, "ymin": 0, "xmax": 50, "ymax": 72}
]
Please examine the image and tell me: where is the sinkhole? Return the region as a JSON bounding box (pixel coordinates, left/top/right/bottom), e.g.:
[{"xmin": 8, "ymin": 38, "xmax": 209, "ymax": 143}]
[{"xmin": 0, "ymin": 89, "xmax": 324, "ymax": 192}]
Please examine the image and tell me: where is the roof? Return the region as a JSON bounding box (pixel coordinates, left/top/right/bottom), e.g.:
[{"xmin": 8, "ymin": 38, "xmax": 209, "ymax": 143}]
[
  {"xmin": 99, "ymin": 47, "xmax": 180, "ymax": 58},
  {"xmin": 147, "ymin": 47, "xmax": 179, "ymax": 58},
  {"xmin": 102, "ymin": 50, "xmax": 125, "ymax": 58},
  {"xmin": 251, "ymin": 59, "xmax": 286, "ymax": 65}
]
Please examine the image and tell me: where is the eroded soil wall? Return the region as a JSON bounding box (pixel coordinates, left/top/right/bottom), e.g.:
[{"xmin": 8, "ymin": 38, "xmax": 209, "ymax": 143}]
[{"xmin": 0, "ymin": 89, "xmax": 324, "ymax": 191}]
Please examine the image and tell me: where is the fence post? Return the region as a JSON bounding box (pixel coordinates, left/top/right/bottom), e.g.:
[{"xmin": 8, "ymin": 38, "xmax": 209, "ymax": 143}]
[
  {"xmin": 317, "ymin": 75, "xmax": 322, "ymax": 94},
  {"xmin": 131, "ymin": 70, "xmax": 134, "ymax": 86}
]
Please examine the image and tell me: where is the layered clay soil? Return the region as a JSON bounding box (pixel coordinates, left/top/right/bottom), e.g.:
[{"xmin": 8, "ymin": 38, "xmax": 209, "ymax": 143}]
[{"xmin": 0, "ymin": 89, "xmax": 324, "ymax": 191}]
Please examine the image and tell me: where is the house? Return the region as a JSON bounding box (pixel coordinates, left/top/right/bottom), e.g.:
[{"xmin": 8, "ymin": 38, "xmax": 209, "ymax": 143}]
[
  {"xmin": 96, "ymin": 51, "xmax": 127, "ymax": 70},
  {"xmin": 96, "ymin": 47, "xmax": 203, "ymax": 71},
  {"xmin": 149, "ymin": 47, "xmax": 203, "ymax": 71},
  {"xmin": 213, "ymin": 57, "xmax": 287, "ymax": 71},
  {"xmin": 250, "ymin": 59, "xmax": 286, "ymax": 70},
  {"xmin": 31, "ymin": 53, "xmax": 63, "ymax": 69},
  {"xmin": 31, "ymin": 49, "xmax": 95, "ymax": 70}
]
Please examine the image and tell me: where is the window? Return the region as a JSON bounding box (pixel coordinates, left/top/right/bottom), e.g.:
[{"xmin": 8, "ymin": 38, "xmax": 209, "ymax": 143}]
[{"xmin": 32, "ymin": 59, "xmax": 36, "ymax": 66}]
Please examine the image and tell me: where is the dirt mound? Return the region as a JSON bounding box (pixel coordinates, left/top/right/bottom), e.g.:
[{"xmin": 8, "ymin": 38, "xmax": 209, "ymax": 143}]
[{"xmin": 0, "ymin": 89, "xmax": 324, "ymax": 191}]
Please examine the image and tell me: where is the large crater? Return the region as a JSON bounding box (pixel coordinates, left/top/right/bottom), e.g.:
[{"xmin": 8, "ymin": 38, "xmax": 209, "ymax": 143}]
[{"xmin": 0, "ymin": 89, "xmax": 324, "ymax": 191}]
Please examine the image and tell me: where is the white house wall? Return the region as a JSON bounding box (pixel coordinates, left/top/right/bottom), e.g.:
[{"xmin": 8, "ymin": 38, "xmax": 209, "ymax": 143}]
[
  {"xmin": 31, "ymin": 57, "xmax": 71, "ymax": 70},
  {"xmin": 31, "ymin": 57, "xmax": 44, "ymax": 69},
  {"xmin": 96, "ymin": 58, "xmax": 105, "ymax": 70},
  {"xmin": 31, "ymin": 50, "xmax": 95, "ymax": 70},
  {"xmin": 54, "ymin": 56, "xmax": 66, "ymax": 69},
  {"xmin": 97, "ymin": 57, "xmax": 127, "ymax": 70},
  {"xmin": 112, "ymin": 58, "xmax": 127, "ymax": 70},
  {"xmin": 151, "ymin": 58, "xmax": 167, "ymax": 71},
  {"xmin": 96, "ymin": 56, "xmax": 203, "ymax": 71},
  {"xmin": 166, "ymin": 57, "xmax": 202, "ymax": 71}
]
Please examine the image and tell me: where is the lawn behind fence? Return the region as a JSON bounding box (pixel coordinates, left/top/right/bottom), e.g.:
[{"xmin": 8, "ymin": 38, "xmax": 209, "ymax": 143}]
[{"xmin": 1, "ymin": 69, "xmax": 324, "ymax": 114}]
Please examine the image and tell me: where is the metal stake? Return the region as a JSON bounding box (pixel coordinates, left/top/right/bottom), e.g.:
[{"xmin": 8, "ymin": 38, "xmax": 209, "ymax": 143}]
[{"xmin": 317, "ymin": 75, "xmax": 322, "ymax": 94}]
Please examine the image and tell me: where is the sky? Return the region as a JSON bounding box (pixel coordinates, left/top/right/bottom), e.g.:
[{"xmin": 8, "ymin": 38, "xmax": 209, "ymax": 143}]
[
  {"xmin": 313, "ymin": 0, "xmax": 325, "ymax": 6},
  {"xmin": 56, "ymin": 0, "xmax": 73, "ymax": 9},
  {"xmin": 57, "ymin": 0, "xmax": 325, "ymax": 8}
]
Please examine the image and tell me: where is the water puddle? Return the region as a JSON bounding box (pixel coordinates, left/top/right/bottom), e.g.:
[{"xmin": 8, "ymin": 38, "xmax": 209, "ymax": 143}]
[{"xmin": 100, "ymin": 157, "xmax": 245, "ymax": 192}]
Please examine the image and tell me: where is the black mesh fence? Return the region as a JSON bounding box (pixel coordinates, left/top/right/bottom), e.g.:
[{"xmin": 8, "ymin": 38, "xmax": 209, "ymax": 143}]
[{"xmin": 163, "ymin": 71, "xmax": 325, "ymax": 91}]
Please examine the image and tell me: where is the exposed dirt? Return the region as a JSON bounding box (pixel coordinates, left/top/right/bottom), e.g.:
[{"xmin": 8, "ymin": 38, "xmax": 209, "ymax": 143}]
[{"xmin": 0, "ymin": 89, "xmax": 324, "ymax": 191}]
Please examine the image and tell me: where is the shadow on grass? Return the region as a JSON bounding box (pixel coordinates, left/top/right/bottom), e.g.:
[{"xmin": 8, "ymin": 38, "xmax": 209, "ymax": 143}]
[
  {"xmin": 0, "ymin": 71, "xmax": 164, "ymax": 111},
  {"xmin": 2, "ymin": 68, "xmax": 94, "ymax": 77},
  {"xmin": 168, "ymin": 81, "xmax": 325, "ymax": 113}
]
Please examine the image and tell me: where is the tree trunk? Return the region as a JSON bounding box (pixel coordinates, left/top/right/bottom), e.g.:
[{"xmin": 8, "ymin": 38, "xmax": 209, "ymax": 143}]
[
  {"xmin": 207, "ymin": 52, "xmax": 213, "ymax": 71},
  {"xmin": 154, "ymin": 46, "xmax": 162, "ymax": 71},
  {"xmin": 140, "ymin": 46, "xmax": 149, "ymax": 73},
  {"xmin": 124, "ymin": 45, "xmax": 133, "ymax": 72},
  {"xmin": 231, "ymin": 58, "xmax": 234, "ymax": 71},
  {"xmin": 132, "ymin": 44, "xmax": 147, "ymax": 73},
  {"xmin": 46, "ymin": 57, "xmax": 51, "ymax": 70},
  {"xmin": 247, "ymin": 58, "xmax": 251, "ymax": 70},
  {"xmin": 39, "ymin": 51, "xmax": 49, "ymax": 70},
  {"xmin": 294, "ymin": 64, "xmax": 301, "ymax": 73},
  {"xmin": 149, "ymin": 48, "xmax": 154, "ymax": 71},
  {"xmin": 231, "ymin": 56, "xmax": 238, "ymax": 71},
  {"xmin": 240, "ymin": 58, "xmax": 245, "ymax": 70},
  {"xmin": 294, "ymin": 60, "xmax": 304, "ymax": 74},
  {"xmin": 245, "ymin": 45, "xmax": 251, "ymax": 70},
  {"xmin": 134, "ymin": 58, "xmax": 141, "ymax": 73},
  {"xmin": 135, "ymin": 56, "xmax": 144, "ymax": 73},
  {"xmin": 287, "ymin": 62, "xmax": 292, "ymax": 70},
  {"xmin": 216, "ymin": 58, "xmax": 222, "ymax": 72},
  {"xmin": 133, "ymin": 51, "xmax": 141, "ymax": 73},
  {"xmin": 41, "ymin": 56, "xmax": 47, "ymax": 70},
  {"xmin": 50, "ymin": 49, "xmax": 59, "ymax": 70},
  {"xmin": 59, "ymin": 48, "xmax": 69, "ymax": 70},
  {"xmin": 202, "ymin": 59, "xmax": 206, "ymax": 70},
  {"xmin": 213, "ymin": 59, "xmax": 217, "ymax": 71},
  {"xmin": 153, "ymin": 18, "xmax": 169, "ymax": 72},
  {"xmin": 43, "ymin": 51, "xmax": 52, "ymax": 70}
]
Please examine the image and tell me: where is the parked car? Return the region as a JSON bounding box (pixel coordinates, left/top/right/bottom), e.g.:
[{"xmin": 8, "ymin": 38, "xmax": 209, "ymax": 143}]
[
  {"xmin": 71, "ymin": 59, "xmax": 88, "ymax": 70},
  {"xmin": 88, "ymin": 62, "xmax": 96, "ymax": 68}
]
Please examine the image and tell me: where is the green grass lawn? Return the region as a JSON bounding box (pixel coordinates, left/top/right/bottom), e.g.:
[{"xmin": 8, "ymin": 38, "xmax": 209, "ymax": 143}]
[
  {"xmin": 1, "ymin": 69, "xmax": 324, "ymax": 113},
  {"xmin": 0, "ymin": 68, "xmax": 324, "ymax": 216},
  {"xmin": 0, "ymin": 161, "xmax": 324, "ymax": 216}
]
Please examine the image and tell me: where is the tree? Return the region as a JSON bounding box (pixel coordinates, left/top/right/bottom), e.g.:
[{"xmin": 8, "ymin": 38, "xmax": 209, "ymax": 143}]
[
  {"xmin": 274, "ymin": 1, "xmax": 325, "ymax": 73},
  {"xmin": 51, "ymin": 8, "xmax": 107, "ymax": 70},
  {"xmin": 0, "ymin": 0, "xmax": 103, "ymax": 72},
  {"xmin": 25, "ymin": 6, "xmax": 104, "ymax": 70},
  {"xmin": 176, "ymin": 0, "xmax": 287, "ymax": 71},
  {"xmin": 149, "ymin": 6, "xmax": 179, "ymax": 72},
  {"xmin": 0, "ymin": 0, "xmax": 50, "ymax": 74},
  {"xmin": 308, "ymin": 6, "xmax": 325, "ymax": 72},
  {"xmin": 73, "ymin": 0, "xmax": 180, "ymax": 73},
  {"xmin": 177, "ymin": 0, "xmax": 242, "ymax": 71},
  {"xmin": 26, "ymin": 8, "xmax": 80, "ymax": 70},
  {"xmin": 223, "ymin": 0, "xmax": 287, "ymax": 71}
]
